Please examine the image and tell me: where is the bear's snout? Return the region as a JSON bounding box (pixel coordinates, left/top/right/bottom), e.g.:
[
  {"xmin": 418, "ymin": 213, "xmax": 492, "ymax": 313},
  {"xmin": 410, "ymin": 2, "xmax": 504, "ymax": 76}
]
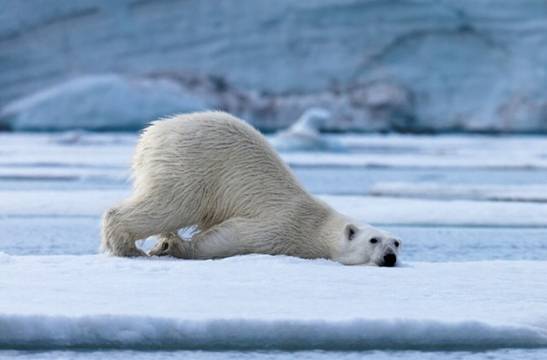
[{"xmin": 381, "ymin": 253, "xmax": 397, "ymax": 267}]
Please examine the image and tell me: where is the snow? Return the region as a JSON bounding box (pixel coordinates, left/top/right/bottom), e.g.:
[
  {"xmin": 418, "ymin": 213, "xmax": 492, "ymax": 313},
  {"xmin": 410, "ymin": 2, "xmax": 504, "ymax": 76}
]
[
  {"xmin": 269, "ymin": 108, "xmax": 341, "ymax": 152},
  {"xmin": 0, "ymin": 255, "xmax": 546, "ymax": 350},
  {"xmin": 285, "ymin": 134, "xmax": 547, "ymax": 169},
  {"xmin": 1, "ymin": 132, "xmax": 547, "ymax": 355},
  {"xmin": 2, "ymin": 189, "xmax": 547, "ymax": 227},
  {"xmin": 369, "ymin": 182, "xmax": 547, "ymax": 202},
  {"xmin": 283, "ymin": 152, "xmax": 547, "ymax": 170},
  {"xmin": 0, "ymin": 166, "xmax": 128, "ymax": 183},
  {"xmin": 0, "ymin": 134, "xmax": 132, "ymax": 169},
  {"xmin": 3, "ymin": 218, "xmax": 547, "ymax": 262},
  {"xmin": 2, "ymin": 133, "xmax": 547, "ymax": 170},
  {"xmin": 324, "ymin": 195, "xmax": 547, "ymax": 227}
]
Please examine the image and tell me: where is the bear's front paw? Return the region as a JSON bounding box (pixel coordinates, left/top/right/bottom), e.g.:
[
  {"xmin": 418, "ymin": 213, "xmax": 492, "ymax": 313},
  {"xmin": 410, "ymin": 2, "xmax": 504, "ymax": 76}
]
[{"xmin": 148, "ymin": 240, "xmax": 172, "ymax": 257}]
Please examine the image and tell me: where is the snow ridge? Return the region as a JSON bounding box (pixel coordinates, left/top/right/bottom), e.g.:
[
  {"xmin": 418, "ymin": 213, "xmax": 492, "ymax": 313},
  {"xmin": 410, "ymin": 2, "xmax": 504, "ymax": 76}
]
[{"xmin": 2, "ymin": 315, "xmax": 546, "ymax": 351}]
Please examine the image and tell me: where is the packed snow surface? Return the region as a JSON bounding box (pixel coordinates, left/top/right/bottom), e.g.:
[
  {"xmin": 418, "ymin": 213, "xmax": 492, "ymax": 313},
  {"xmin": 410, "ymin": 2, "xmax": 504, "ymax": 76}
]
[
  {"xmin": 3, "ymin": 189, "xmax": 547, "ymax": 227},
  {"xmin": 1, "ymin": 255, "xmax": 546, "ymax": 350},
  {"xmin": 1, "ymin": 132, "xmax": 547, "ymax": 356},
  {"xmin": 2, "ymin": 133, "xmax": 547, "ymax": 169}
]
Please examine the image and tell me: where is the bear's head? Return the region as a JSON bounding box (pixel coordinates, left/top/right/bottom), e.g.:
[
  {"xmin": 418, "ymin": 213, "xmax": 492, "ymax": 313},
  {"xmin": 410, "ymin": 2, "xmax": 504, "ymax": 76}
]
[{"xmin": 323, "ymin": 213, "xmax": 402, "ymax": 266}]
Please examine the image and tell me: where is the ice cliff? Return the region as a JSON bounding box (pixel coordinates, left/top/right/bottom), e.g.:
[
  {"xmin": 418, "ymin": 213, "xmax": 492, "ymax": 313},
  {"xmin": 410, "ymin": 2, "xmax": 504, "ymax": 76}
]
[{"xmin": 1, "ymin": 0, "xmax": 547, "ymax": 132}]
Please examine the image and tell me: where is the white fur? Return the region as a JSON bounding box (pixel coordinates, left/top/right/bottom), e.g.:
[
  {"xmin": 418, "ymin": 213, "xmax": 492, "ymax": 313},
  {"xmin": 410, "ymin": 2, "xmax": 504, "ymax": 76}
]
[{"xmin": 101, "ymin": 111, "xmax": 401, "ymax": 265}]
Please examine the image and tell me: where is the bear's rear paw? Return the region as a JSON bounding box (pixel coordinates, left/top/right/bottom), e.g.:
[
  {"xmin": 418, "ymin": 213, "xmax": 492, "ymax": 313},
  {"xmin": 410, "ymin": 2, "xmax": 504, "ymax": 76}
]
[
  {"xmin": 148, "ymin": 236, "xmax": 188, "ymax": 258},
  {"xmin": 148, "ymin": 240, "xmax": 169, "ymax": 256}
]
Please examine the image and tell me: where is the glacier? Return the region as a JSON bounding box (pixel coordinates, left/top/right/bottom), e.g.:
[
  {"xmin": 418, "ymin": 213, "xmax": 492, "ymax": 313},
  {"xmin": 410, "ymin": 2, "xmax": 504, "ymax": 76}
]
[{"xmin": 2, "ymin": 1, "xmax": 547, "ymax": 132}]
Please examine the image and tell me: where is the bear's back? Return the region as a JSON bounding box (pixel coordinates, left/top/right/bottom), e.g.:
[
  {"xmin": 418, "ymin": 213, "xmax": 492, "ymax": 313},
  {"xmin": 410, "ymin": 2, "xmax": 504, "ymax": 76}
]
[{"xmin": 133, "ymin": 111, "xmax": 308, "ymax": 223}]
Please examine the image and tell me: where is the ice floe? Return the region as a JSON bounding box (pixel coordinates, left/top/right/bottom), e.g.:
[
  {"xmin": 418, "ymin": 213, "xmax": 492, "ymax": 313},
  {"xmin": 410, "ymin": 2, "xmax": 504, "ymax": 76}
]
[{"xmin": 0, "ymin": 255, "xmax": 546, "ymax": 350}]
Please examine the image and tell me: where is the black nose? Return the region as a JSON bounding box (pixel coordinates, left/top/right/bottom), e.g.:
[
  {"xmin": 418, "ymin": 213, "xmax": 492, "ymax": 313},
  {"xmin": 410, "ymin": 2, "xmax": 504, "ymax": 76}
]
[{"xmin": 382, "ymin": 253, "xmax": 397, "ymax": 267}]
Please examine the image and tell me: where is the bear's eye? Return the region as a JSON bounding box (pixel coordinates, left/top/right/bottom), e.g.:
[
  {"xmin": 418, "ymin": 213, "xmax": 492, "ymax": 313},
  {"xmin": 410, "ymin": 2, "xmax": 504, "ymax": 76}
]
[
  {"xmin": 370, "ymin": 238, "xmax": 378, "ymax": 244},
  {"xmin": 161, "ymin": 242, "xmax": 169, "ymax": 252},
  {"xmin": 394, "ymin": 240, "xmax": 400, "ymax": 247}
]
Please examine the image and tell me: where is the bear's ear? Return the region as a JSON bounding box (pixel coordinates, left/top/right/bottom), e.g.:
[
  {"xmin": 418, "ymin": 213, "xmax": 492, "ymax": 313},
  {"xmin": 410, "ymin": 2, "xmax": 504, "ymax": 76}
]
[{"xmin": 345, "ymin": 224, "xmax": 358, "ymax": 241}]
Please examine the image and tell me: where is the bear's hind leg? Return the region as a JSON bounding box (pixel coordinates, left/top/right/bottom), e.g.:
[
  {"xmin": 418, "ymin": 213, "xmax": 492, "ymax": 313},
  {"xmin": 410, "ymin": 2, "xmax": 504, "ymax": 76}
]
[
  {"xmin": 101, "ymin": 197, "xmax": 185, "ymax": 257},
  {"xmin": 101, "ymin": 202, "xmax": 145, "ymax": 257},
  {"xmin": 188, "ymin": 217, "xmax": 274, "ymax": 259}
]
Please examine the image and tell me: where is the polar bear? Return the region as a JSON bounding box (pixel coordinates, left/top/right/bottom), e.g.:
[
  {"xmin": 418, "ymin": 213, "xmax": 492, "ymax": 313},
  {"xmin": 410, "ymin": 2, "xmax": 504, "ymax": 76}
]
[{"xmin": 101, "ymin": 111, "xmax": 401, "ymax": 266}]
